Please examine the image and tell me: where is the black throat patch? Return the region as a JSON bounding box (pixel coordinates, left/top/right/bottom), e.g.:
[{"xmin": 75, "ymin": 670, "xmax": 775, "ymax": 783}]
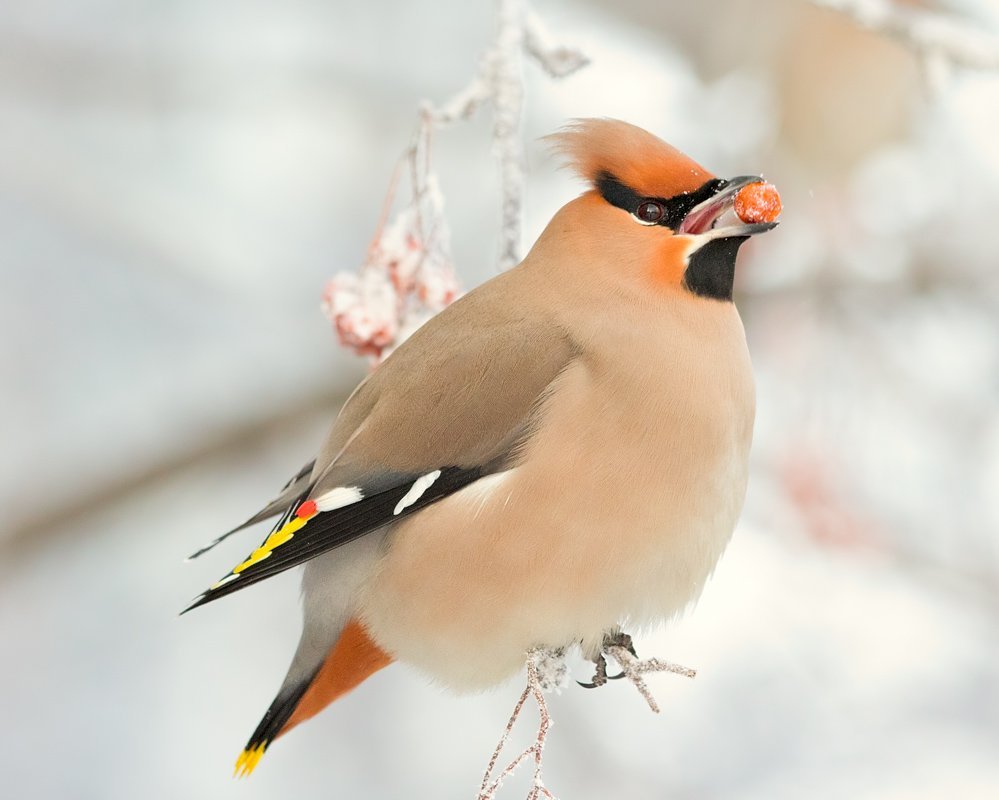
[
  {"xmin": 595, "ymin": 171, "xmax": 746, "ymax": 302},
  {"xmin": 683, "ymin": 236, "xmax": 748, "ymax": 302}
]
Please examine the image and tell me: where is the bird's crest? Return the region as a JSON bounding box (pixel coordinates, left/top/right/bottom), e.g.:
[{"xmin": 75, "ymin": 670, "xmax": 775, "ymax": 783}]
[{"xmin": 547, "ymin": 118, "xmax": 713, "ymax": 200}]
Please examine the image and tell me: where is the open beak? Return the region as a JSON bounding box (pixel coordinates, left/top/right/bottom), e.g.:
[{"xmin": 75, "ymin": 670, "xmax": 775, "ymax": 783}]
[{"xmin": 678, "ymin": 176, "xmax": 779, "ymax": 240}]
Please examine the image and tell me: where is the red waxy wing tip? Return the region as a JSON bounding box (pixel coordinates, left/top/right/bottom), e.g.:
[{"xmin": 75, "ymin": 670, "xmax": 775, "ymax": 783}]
[{"xmin": 296, "ymin": 500, "xmax": 317, "ymax": 519}]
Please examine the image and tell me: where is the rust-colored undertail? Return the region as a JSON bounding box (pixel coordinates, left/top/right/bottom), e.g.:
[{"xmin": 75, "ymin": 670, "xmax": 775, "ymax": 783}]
[
  {"xmin": 281, "ymin": 619, "xmax": 393, "ymax": 736},
  {"xmin": 234, "ymin": 619, "xmax": 392, "ymax": 777}
]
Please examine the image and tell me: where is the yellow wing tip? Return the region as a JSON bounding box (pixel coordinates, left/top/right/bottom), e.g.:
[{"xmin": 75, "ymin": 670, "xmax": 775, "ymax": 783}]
[
  {"xmin": 233, "ymin": 743, "xmax": 267, "ymax": 778},
  {"xmin": 228, "ymin": 514, "xmax": 310, "ymax": 578}
]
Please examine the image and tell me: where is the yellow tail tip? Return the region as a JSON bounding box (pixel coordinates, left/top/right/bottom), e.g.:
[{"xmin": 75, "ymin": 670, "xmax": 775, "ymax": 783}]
[{"xmin": 233, "ymin": 743, "xmax": 267, "ymax": 778}]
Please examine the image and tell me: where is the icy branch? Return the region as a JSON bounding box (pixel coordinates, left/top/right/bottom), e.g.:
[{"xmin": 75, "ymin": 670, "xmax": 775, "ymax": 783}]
[
  {"xmin": 477, "ymin": 649, "xmax": 565, "ymax": 800},
  {"xmin": 524, "ymin": 8, "xmax": 591, "ymax": 78},
  {"xmin": 326, "ymin": 1, "xmax": 587, "ymax": 362},
  {"xmin": 478, "ymin": 640, "xmax": 696, "ymax": 800},
  {"xmin": 605, "ymin": 644, "xmax": 696, "ymax": 715},
  {"xmin": 424, "ymin": 80, "xmax": 488, "ymax": 126},
  {"xmin": 424, "ymin": 0, "xmax": 588, "ymax": 270},
  {"xmin": 321, "ymin": 166, "xmax": 460, "ymax": 364},
  {"xmin": 811, "ymin": 0, "xmax": 999, "ymax": 89}
]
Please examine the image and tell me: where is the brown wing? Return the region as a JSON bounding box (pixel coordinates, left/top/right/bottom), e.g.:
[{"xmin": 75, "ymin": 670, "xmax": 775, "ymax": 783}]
[{"xmin": 185, "ymin": 267, "xmax": 578, "ymax": 611}]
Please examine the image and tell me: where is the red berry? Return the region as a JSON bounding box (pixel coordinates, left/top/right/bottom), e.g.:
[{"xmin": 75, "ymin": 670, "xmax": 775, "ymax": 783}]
[{"xmin": 735, "ymin": 182, "xmax": 782, "ymax": 224}]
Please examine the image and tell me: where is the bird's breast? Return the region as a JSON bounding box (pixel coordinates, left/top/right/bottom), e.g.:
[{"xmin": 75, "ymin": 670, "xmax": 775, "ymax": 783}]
[
  {"xmin": 361, "ymin": 302, "xmax": 755, "ymax": 689},
  {"xmin": 517, "ymin": 309, "xmax": 755, "ymax": 609}
]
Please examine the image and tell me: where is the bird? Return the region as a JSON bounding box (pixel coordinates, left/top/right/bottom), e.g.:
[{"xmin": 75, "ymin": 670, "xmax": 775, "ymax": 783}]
[{"xmin": 183, "ymin": 118, "xmax": 780, "ymax": 777}]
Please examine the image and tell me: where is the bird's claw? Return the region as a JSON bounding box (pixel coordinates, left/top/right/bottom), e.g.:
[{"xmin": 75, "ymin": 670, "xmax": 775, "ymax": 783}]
[
  {"xmin": 578, "ymin": 632, "xmax": 635, "ymax": 687},
  {"xmin": 576, "ymin": 629, "xmax": 695, "ymax": 712},
  {"xmin": 577, "ymin": 653, "xmax": 609, "ymax": 689}
]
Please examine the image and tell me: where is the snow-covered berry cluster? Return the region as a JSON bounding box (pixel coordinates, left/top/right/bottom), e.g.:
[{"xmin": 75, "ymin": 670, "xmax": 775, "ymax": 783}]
[{"xmin": 322, "ymin": 176, "xmax": 460, "ymax": 363}]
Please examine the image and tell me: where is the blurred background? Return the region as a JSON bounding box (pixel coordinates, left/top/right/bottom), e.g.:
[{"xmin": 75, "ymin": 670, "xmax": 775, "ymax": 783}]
[{"xmin": 2, "ymin": 0, "xmax": 998, "ymax": 797}]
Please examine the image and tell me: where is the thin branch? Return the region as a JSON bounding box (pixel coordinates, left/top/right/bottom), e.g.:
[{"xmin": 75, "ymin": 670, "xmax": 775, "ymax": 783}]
[
  {"xmin": 479, "ymin": 641, "xmax": 696, "ymax": 800},
  {"xmin": 423, "ymin": 0, "xmax": 588, "ymax": 270},
  {"xmin": 524, "ymin": 8, "xmax": 591, "ymax": 78},
  {"xmin": 606, "ymin": 645, "xmax": 697, "ymax": 715},
  {"xmin": 327, "ymin": 2, "xmax": 587, "ymax": 361},
  {"xmin": 478, "ymin": 649, "xmax": 562, "ymax": 800}
]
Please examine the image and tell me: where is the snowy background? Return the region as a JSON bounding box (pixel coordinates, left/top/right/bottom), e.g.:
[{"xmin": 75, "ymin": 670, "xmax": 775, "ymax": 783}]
[{"xmin": 1, "ymin": 0, "xmax": 998, "ymax": 797}]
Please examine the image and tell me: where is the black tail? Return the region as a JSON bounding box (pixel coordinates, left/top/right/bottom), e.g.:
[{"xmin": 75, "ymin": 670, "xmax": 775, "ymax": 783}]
[{"xmin": 233, "ymin": 666, "xmax": 320, "ymax": 778}]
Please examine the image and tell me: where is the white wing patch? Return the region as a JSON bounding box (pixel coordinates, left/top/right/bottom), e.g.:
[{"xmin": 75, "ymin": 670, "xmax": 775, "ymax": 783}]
[
  {"xmin": 458, "ymin": 470, "xmax": 512, "ymax": 521},
  {"xmin": 314, "ymin": 486, "xmax": 364, "ymax": 512},
  {"xmin": 394, "ymin": 470, "xmax": 442, "ymax": 516}
]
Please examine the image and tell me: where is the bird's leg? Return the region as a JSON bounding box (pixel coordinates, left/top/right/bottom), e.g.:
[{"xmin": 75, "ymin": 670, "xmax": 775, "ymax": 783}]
[
  {"xmin": 604, "ymin": 633, "xmax": 697, "ymax": 714},
  {"xmin": 602, "ymin": 630, "xmax": 637, "ymax": 680},
  {"xmin": 577, "ymin": 629, "xmax": 636, "ymax": 687}
]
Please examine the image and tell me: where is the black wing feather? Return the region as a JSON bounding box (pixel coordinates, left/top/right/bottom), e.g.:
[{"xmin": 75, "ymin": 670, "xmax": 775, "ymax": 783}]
[{"xmin": 183, "ymin": 466, "xmax": 483, "ymax": 613}]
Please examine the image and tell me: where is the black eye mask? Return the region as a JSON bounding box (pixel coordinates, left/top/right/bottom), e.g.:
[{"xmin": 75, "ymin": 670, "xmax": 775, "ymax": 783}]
[{"xmin": 595, "ymin": 172, "xmax": 727, "ymax": 230}]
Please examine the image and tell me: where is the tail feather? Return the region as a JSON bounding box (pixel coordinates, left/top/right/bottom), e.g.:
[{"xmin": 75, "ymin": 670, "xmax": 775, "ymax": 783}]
[
  {"xmin": 234, "ymin": 619, "xmax": 392, "ymax": 778},
  {"xmin": 233, "ymin": 675, "xmax": 316, "ymax": 777}
]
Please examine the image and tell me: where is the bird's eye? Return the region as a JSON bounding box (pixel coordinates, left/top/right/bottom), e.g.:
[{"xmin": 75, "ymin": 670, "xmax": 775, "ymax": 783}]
[{"xmin": 634, "ymin": 201, "xmax": 665, "ymax": 224}]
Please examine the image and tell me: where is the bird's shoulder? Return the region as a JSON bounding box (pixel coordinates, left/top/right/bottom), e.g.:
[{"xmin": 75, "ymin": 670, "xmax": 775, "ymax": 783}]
[{"xmin": 318, "ymin": 266, "xmax": 579, "ymax": 478}]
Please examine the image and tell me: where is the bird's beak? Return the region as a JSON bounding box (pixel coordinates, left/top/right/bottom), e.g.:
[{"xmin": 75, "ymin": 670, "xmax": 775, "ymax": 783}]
[{"xmin": 678, "ymin": 176, "xmax": 778, "ymax": 240}]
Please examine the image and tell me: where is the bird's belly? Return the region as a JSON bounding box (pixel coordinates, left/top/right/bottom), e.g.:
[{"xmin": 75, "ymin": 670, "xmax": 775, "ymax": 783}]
[
  {"xmin": 359, "ymin": 393, "xmax": 751, "ymax": 690},
  {"xmin": 362, "ymin": 438, "xmax": 746, "ymax": 689}
]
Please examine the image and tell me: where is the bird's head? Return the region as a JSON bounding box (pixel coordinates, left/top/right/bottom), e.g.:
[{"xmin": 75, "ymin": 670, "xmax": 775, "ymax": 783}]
[{"xmin": 538, "ymin": 118, "xmax": 779, "ymax": 302}]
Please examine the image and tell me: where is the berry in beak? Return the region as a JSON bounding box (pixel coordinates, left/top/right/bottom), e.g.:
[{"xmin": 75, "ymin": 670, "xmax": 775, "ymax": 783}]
[{"xmin": 679, "ymin": 176, "xmax": 781, "ymax": 240}]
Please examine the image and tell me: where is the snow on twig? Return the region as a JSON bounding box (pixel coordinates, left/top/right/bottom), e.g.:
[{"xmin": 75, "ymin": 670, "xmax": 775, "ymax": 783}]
[
  {"xmin": 605, "ymin": 645, "xmax": 697, "ymax": 715},
  {"xmin": 478, "ymin": 649, "xmax": 565, "ymax": 800},
  {"xmin": 423, "ymin": 0, "xmax": 588, "ymax": 269},
  {"xmin": 324, "ymin": 1, "xmax": 587, "ymax": 361},
  {"xmin": 320, "ymin": 134, "xmax": 460, "ymax": 363},
  {"xmin": 479, "ymin": 643, "xmax": 696, "ymax": 800},
  {"xmin": 524, "ymin": 8, "xmax": 591, "ymax": 78}
]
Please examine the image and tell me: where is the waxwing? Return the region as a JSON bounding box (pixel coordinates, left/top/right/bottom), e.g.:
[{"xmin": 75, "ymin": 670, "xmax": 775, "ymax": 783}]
[{"xmin": 183, "ymin": 118, "xmax": 781, "ymax": 776}]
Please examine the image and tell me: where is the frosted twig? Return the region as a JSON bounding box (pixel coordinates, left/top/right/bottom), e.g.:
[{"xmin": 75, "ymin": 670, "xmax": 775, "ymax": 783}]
[
  {"xmin": 424, "ymin": 81, "xmax": 488, "ymax": 126},
  {"xmin": 326, "ymin": 1, "xmax": 587, "ymax": 361},
  {"xmin": 605, "ymin": 644, "xmax": 697, "ymax": 715},
  {"xmin": 524, "ymin": 8, "xmax": 590, "ymax": 78},
  {"xmin": 321, "ymin": 119, "xmax": 461, "ymax": 363},
  {"xmin": 477, "ymin": 648, "xmax": 565, "ymax": 800},
  {"xmin": 424, "ymin": 0, "xmax": 588, "ymax": 270},
  {"xmin": 810, "ymin": 0, "xmax": 999, "ymax": 90}
]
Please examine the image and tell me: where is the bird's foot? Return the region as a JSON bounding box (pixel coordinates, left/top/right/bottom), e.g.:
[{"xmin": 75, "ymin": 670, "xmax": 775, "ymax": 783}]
[
  {"xmin": 602, "ymin": 630, "xmax": 637, "ymax": 680},
  {"xmin": 578, "ymin": 629, "xmax": 696, "ymax": 713},
  {"xmin": 603, "ymin": 629, "xmax": 638, "ymax": 659},
  {"xmin": 577, "ymin": 630, "xmax": 635, "ymax": 688}
]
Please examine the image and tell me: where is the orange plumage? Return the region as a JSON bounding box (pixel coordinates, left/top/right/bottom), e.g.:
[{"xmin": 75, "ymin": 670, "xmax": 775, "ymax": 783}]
[
  {"xmin": 280, "ymin": 619, "xmax": 392, "ymax": 738},
  {"xmin": 549, "ymin": 118, "xmax": 714, "ymax": 198}
]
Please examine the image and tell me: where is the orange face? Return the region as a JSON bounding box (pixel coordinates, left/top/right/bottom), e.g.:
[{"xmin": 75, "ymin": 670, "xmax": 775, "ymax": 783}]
[{"xmin": 546, "ymin": 119, "xmax": 780, "ymax": 301}]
